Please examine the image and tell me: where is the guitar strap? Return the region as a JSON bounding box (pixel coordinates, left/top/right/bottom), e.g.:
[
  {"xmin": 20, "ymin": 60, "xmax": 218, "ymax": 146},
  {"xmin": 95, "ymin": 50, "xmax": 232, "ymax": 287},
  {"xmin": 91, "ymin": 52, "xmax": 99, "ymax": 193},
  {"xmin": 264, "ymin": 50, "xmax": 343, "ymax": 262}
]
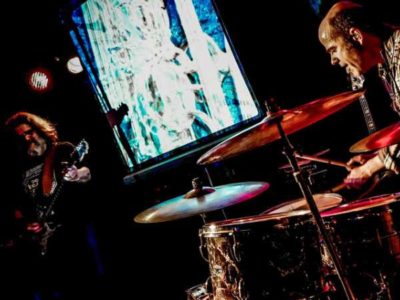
[{"xmin": 42, "ymin": 144, "xmax": 57, "ymax": 197}]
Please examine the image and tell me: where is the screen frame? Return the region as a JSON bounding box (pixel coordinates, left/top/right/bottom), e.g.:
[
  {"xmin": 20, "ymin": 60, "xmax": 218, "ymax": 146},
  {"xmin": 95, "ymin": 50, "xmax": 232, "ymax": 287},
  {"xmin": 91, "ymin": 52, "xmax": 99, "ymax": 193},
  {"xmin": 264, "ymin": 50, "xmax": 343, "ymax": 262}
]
[{"xmin": 65, "ymin": 0, "xmax": 264, "ymax": 176}]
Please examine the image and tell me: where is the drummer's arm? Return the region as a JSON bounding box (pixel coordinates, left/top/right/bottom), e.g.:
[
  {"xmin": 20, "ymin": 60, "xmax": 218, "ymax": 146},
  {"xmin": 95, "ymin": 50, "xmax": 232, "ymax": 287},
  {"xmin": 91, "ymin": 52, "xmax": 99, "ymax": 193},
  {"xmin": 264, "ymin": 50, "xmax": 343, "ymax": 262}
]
[
  {"xmin": 345, "ymin": 154, "xmax": 384, "ymax": 188},
  {"xmin": 378, "ymin": 144, "xmax": 400, "ymax": 174},
  {"xmin": 351, "ymin": 154, "xmax": 384, "ymax": 178},
  {"xmin": 345, "ymin": 145, "xmax": 399, "ymax": 188}
]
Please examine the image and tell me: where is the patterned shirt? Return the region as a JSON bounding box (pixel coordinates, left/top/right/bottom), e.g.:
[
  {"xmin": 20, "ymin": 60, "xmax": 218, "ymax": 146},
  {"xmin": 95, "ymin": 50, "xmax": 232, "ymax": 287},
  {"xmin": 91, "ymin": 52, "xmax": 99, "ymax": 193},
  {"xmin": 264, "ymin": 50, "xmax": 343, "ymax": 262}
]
[{"xmin": 378, "ymin": 29, "xmax": 400, "ymax": 173}]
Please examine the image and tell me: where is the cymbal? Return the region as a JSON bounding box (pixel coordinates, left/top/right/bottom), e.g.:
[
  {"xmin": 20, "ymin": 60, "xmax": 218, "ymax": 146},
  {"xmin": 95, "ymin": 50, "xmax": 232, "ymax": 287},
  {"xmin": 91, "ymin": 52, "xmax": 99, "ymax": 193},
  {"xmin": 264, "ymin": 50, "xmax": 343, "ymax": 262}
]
[
  {"xmin": 197, "ymin": 90, "xmax": 364, "ymax": 165},
  {"xmin": 262, "ymin": 193, "xmax": 343, "ymax": 215},
  {"xmin": 350, "ymin": 122, "xmax": 400, "ymax": 153},
  {"xmin": 321, "ymin": 192, "xmax": 400, "ymax": 217},
  {"xmin": 134, "ymin": 181, "xmax": 270, "ymax": 223}
]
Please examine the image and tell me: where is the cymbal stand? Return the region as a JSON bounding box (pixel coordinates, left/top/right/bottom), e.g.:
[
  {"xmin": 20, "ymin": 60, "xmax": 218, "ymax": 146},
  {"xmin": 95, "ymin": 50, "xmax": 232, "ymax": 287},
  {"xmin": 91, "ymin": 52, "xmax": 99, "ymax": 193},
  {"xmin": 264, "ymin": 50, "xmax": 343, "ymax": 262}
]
[
  {"xmin": 192, "ymin": 175, "xmax": 227, "ymax": 224},
  {"xmin": 268, "ymin": 111, "xmax": 356, "ymax": 300}
]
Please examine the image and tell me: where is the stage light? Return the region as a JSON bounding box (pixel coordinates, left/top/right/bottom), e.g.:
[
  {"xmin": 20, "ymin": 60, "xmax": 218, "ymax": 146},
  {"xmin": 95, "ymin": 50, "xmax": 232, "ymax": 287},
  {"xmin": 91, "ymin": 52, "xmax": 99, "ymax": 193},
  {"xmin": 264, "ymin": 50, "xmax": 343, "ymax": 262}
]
[
  {"xmin": 27, "ymin": 68, "xmax": 53, "ymax": 93},
  {"xmin": 66, "ymin": 56, "xmax": 83, "ymax": 74}
]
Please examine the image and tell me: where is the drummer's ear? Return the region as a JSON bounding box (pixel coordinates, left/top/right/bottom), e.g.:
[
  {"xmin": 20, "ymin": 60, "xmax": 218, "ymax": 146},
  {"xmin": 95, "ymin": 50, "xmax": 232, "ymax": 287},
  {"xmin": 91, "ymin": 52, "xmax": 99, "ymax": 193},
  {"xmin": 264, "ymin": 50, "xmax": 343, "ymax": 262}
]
[{"xmin": 349, "ymin": 27, "xmax": 363, "ymax": 45}]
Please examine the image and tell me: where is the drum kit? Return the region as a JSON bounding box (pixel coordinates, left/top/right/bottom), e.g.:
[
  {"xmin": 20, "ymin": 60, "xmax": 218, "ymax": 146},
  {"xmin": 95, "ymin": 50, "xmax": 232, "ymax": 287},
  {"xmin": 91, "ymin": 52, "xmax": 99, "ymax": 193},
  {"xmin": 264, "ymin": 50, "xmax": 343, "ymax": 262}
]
[{"xmin": 134, "ymin": 90, "xmax": 400, "ymax": 300}]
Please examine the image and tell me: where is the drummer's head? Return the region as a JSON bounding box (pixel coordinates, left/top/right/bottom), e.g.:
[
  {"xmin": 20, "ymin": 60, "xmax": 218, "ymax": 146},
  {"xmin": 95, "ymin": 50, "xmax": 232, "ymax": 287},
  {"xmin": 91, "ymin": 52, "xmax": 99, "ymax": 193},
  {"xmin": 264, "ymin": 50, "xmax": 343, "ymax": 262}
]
[{"xmin": 318, "ymin": 1, "xmax": 390, "ymax": 78}]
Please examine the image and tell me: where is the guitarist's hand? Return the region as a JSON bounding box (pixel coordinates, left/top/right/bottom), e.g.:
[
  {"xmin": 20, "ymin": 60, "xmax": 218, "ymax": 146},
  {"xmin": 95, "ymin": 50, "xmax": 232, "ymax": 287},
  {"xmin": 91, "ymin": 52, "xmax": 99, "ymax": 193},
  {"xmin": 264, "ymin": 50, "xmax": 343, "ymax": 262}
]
[
  {"xmin": 63, "ymin": 165, "xmax": 91, "ymax": 183},
  {"xmin": 345, "ymin": 154, "xmax": 384, "ymax": 189}
]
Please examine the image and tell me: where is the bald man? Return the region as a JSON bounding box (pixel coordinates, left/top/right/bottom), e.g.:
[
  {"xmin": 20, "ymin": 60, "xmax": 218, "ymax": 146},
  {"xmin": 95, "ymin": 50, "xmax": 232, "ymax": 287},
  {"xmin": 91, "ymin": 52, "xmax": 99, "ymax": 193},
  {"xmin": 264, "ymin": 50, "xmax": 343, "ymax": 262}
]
[{"xmin": 319, "ymin": 1, "xmax": 399, "ymax": 189}]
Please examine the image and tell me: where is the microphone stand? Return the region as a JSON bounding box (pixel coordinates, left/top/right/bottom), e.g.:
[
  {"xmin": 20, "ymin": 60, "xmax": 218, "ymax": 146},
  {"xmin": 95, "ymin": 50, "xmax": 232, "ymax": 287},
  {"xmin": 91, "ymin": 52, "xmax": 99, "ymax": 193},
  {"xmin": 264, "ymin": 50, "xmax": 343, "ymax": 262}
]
[{"xmin": 265, "ymin": 102, "xmax": 356, "ymax": 300}]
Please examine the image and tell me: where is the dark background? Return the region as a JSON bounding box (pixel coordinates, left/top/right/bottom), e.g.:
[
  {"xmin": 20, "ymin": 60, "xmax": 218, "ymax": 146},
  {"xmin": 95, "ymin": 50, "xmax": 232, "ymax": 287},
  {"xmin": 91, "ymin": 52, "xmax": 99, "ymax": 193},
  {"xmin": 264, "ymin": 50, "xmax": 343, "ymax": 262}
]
[{"xmin": 1, "ymin": 0, "xmax": 399, "ymax": 299}]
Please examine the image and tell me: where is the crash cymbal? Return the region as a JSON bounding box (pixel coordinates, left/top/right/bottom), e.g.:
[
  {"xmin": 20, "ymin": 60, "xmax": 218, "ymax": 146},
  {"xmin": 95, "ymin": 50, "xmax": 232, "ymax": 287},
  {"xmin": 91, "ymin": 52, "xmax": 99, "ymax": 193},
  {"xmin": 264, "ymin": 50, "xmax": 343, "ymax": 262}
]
[
  {"xmin": 197, "ymin": 90, "xmax": 364, "ymax": 165},
  {"xmin": 350, "ymin": 122, "xmax": 400, "ymax": 153},
  {"xmin": 134, "ymin": 181, "xmax": 269, "ymax": 223},
  {"xmin": 262, "ymin": 193, "xmax": 343, "ymax": 215}
]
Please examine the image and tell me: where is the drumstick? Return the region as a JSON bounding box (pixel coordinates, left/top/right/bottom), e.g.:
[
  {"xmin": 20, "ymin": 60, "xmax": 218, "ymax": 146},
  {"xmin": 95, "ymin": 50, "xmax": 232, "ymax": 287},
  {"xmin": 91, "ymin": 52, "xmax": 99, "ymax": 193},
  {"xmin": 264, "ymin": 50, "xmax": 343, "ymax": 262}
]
[
  {"xmin": 295, "ymin": 153, "xmax": 349, "ymax": 169},
  {"xmin": 293, "ymin": 153, "xmax": 355, "ymax": 193},
  {"xmin": 326, "ymin": 182, "xmax": 348, "ymax": 193}
]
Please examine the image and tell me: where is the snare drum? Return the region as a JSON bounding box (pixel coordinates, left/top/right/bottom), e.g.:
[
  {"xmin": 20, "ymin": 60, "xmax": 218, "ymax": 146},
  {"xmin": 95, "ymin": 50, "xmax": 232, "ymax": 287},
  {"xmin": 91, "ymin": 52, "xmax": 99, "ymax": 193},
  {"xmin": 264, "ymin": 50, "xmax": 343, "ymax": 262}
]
[
  {"xmin": 262, "ymin": 193, "xmax": 343, "ymax": 214},
  {"xmin": 321, "ymin": 193, "xmax": 400, "ymax": 299},
  {"xmin": 199, "ymin": 211, "xmax": 324, "ymax": 300}
]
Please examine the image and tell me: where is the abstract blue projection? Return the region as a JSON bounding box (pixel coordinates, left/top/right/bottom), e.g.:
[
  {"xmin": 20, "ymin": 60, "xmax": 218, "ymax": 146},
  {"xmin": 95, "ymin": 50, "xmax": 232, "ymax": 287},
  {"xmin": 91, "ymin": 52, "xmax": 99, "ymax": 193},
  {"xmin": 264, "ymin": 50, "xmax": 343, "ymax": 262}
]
[{"xmin": 71, "ymin": 0, "xmax": 261, "ymax": 170}]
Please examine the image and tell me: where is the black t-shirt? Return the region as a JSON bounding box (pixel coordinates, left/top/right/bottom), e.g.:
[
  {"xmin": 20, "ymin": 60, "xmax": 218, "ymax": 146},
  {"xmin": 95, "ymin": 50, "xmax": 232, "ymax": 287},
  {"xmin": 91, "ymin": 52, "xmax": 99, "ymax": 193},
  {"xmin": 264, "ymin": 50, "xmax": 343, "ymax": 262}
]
[{"xmin": 18, "ymin": 141, "xmax": 76, "ymax": 223}]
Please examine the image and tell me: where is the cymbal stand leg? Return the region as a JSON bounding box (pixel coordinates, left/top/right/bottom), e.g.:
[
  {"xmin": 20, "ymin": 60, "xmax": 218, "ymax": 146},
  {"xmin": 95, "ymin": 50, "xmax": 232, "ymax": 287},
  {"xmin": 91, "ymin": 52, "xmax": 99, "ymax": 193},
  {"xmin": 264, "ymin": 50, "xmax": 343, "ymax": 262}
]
[
  {"xmin": 199, "ymin": 208, "xmax": 227, "ymax": 224},
  {"xmin": 204, "ymin": 167, "xmax": 214, "ymax": 187},
  {"xmin": 202, "ymin": 167, "xmax": 227, "ymax": 221},
  {"xmin": 275, "ymin": 121, "xmax": 356, "ymax": 300},
  {"xmin": 200, "ymin": 213, "xmax": 207, "ymax": 224}
]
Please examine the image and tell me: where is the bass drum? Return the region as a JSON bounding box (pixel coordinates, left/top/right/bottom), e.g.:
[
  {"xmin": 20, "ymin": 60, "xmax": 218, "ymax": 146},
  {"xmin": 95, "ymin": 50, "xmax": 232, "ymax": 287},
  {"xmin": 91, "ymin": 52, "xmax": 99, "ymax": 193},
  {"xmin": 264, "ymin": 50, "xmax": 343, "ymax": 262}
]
[
  {"xmin": 199, "ymin": 211, "xmax": 324, "ymax": 300},
  {"xmin": 321, "ymin": 193, "xmax": 400, "ymax": 299}
]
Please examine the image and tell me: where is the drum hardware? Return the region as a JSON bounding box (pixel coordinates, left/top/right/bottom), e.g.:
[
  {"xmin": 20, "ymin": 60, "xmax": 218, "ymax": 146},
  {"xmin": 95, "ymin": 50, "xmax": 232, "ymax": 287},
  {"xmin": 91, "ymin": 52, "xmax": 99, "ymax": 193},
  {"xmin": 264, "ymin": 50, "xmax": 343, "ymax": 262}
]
[
  {"xmin": 279, "ymin": 160, "xmax": 318, "ymax": 173},
  {"xmin": 279, "ymin": 150, "xmax": 338, "ymax": 189},
  {"xmin": 186, "ymin": 282, "xmax": 211, "ymax": 300},
  {"xmin": 184, "ymin": 178, "xmax": 228, "ymax": 223},
  {"xmin": 204, "ymin": 167, "xmax": 214, "ymax": 187},
  {"xmin": 287, "ymin": 153, "xmax": 351, "ymax": 194},
  {"xmin": 279, "ymin": 149, "xmax": 346, "ymax": 171},
  {"xmin": 197, "ymin": 90, "xmax": 365, "ymax": 299},
  {"xmin": 280, "ymin": 161, "xmax": 331, "ymax": 192},
  {"xmin": 264, "ymin": 97, "xmax": 356, "ymax": 300},
  {"xmin": 280, "ymin": 163, "xmax": 323, "ymax": 188}
]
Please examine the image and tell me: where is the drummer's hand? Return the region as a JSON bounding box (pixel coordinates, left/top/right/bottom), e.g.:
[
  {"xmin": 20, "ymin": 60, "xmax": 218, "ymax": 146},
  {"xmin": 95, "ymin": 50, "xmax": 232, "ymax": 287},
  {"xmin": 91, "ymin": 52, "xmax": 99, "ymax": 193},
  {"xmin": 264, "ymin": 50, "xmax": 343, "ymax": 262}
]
[
  {"xmin": 346, "ymin": 153, "xmax": 376, "ymax": 170},
  {"xmin": 345, "ymin": 154, "xmax": 384, "ymax": 189}
]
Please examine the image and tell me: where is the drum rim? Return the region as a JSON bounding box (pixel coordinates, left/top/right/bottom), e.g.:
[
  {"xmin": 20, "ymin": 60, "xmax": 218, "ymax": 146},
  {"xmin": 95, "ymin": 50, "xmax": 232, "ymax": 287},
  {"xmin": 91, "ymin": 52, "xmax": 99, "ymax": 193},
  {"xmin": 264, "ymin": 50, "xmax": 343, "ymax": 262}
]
[
  {"xmin": 202, "ymin": 209, "xmax": 310, "ymax": 232},
  {"xmin": 321, "ymin": 193, "xmax": 400, "ymax": 217}
]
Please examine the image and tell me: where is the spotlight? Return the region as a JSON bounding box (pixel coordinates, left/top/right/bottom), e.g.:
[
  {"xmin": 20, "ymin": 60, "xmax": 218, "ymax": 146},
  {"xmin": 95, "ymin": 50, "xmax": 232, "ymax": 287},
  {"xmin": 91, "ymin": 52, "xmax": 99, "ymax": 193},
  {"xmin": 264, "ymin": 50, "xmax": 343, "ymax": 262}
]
[
  {"xmin": 66, "ymin": 56, "xmax": 83, "ymax": 74},
  {"xmin": 27, "ymin": 68, "xmax": 53, "ymax": 93}
]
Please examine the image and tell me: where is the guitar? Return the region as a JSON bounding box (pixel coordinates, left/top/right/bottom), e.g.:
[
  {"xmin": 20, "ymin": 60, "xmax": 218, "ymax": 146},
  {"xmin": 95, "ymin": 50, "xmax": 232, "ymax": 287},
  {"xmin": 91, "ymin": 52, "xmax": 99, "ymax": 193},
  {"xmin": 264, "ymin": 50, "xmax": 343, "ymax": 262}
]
[
  {"xmin": 350, "ymin": 75, "xmax": 377, "ymax": 134},
  {"xmin": 17, "ymin": 139, "xmax": 89, "ymax": 255}
]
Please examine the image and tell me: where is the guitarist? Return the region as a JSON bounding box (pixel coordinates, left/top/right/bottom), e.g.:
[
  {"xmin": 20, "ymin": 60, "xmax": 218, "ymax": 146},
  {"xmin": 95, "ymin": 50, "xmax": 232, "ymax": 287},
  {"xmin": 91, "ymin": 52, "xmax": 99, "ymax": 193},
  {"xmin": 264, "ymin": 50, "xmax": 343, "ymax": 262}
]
[
  {"xmin": 318, "ymin": 2, "xmax": 399, "ymax": 190},
  {"xmin": 2, "ymin": 112, "xmax": 92, "ymax": 299}
]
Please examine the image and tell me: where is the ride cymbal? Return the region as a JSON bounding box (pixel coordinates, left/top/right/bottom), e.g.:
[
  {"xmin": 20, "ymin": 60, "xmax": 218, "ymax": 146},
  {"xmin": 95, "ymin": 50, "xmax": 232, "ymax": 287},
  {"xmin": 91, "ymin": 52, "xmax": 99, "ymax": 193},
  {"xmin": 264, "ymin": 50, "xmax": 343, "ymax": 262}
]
[{"xmin": 197, "ymin": 90, "xmax": 364, "ymax": 165}]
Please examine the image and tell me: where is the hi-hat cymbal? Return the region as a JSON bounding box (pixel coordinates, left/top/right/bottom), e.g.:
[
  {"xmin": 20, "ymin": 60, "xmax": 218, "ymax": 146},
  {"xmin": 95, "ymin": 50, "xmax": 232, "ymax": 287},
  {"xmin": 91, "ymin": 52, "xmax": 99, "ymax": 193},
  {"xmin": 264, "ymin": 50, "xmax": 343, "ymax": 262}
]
[
  {"xmin": 197, "ymin": 90, "xmax": 364, "ymax": 165},
  {"xmin": 134, "ymin": 181, "xmax": 270, "ymax": 223},
  {"xmin": 350, "ymin": 122, "xmax": 400, "ymax": 153}
]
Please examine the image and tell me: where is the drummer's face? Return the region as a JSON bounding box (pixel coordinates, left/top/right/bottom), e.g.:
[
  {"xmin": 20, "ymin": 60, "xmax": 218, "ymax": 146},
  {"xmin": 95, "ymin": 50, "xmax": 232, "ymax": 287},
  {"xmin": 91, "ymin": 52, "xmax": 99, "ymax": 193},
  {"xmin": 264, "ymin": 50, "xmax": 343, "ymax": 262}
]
[{"xmin": 319, "ymin": 29, "xmax": 364, "ymax": 78}]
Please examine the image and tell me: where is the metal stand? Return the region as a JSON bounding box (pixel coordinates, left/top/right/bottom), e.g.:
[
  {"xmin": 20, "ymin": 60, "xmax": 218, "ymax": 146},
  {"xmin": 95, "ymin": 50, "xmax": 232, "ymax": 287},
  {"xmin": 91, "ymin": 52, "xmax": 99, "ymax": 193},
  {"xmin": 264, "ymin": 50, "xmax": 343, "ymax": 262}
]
[
  {"xmin": 270, "ymin": 112, "xmax": 356, "ymax": 300},
  {"xmin": 189, "ymin": 176, "xmax": 227, "ymax": 224}
]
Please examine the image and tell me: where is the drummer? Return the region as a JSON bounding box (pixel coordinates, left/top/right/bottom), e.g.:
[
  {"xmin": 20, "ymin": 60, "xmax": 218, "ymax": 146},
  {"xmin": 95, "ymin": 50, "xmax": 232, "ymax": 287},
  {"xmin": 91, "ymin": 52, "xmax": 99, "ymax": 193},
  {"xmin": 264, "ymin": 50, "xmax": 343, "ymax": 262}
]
[{"xmin": 318, "ymin": 1, "xmax": 399, "ymax": 189}]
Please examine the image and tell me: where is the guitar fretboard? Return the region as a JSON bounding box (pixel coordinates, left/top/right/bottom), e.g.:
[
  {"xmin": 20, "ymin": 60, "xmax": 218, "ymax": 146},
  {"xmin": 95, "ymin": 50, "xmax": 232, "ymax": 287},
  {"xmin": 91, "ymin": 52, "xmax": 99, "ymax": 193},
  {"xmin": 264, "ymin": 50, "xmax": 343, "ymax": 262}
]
[{"xmin": 351, "ymin": 75, "xmax": 377, "ymax": 134}]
